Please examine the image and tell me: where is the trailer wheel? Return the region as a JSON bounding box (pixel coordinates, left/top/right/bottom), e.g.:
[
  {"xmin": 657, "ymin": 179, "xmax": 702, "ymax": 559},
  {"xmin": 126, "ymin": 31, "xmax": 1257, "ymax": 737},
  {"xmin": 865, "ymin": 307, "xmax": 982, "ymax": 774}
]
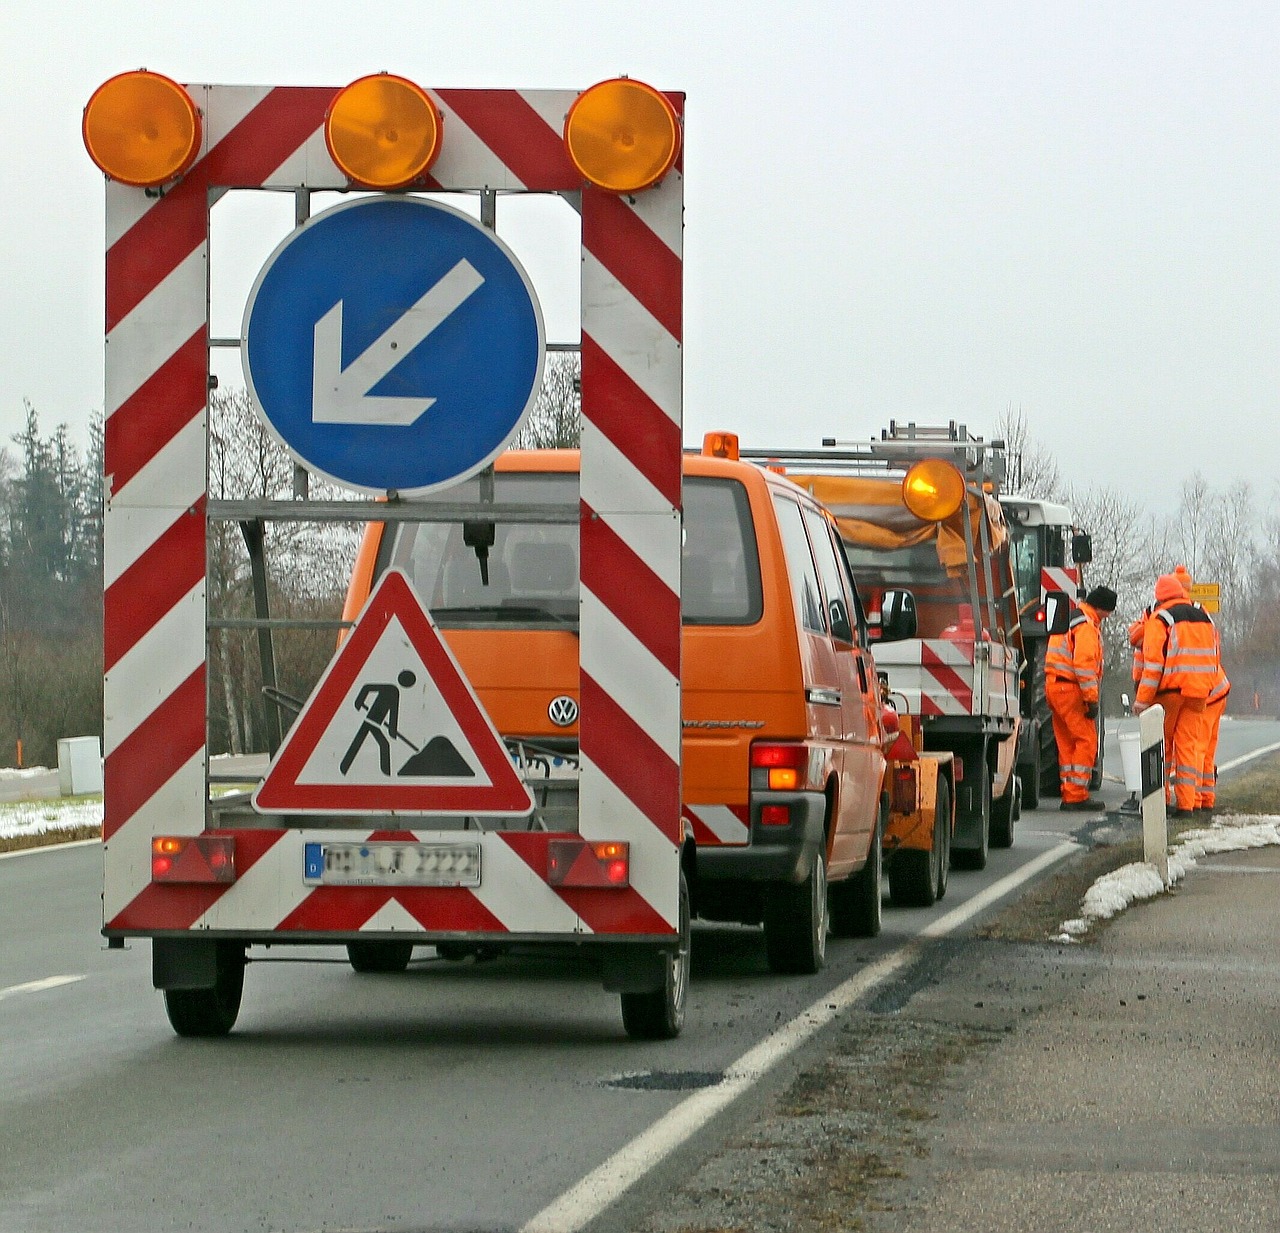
[
  {"xmin": 990, "ymin": 771, "xmax": 1018, "ymax": 849},
  {"xmin": 830, "ymin": 802, "xmax": 883, "ymax": 938},
  {"xmin": 163, "ymin": 941, "xmax": 245, "ymax": 1038},
  {"xmin": 934, "ymin": 778, "xmax": 951, "ymax": 901},
  {"xmin": 889, "ymin": 782, "xmax": 947, "ymax": 909},
  {"xmin": 621, "ymin": 872, "xmax": 690, "ymax": 1040},
  {"xmin": 347, "ymin": 941, "xmax": 415, "ymax": 973},
  {"xmin": 766, "ymin": 841, "xmax": 831, "ymax": 971}
]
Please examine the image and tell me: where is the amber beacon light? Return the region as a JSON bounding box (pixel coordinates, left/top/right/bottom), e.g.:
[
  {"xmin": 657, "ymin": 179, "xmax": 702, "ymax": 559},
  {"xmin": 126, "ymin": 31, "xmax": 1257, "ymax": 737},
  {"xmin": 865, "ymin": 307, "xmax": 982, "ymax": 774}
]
[
  {"xmin": 326, "ymin": 74, "xmax": 442, "ymax": 189},
  {"xmin": 82, "ymin": 70, "xmax": 201, "ymax": 187},
  {"xmin": 901, "ymin": 459, "xmax": 967, "ymax": 523},
  {"xmin": 564, "ymin": 77, "xmax": 680, "ymax": 193}
]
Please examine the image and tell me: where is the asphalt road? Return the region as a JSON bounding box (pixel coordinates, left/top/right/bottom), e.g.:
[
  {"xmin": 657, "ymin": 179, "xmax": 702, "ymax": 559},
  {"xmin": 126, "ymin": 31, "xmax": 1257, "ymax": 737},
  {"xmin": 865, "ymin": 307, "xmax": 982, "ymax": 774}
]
[{"xmin": 3, "ymin": 720, "xmax": 1277, "ymax": 1233}]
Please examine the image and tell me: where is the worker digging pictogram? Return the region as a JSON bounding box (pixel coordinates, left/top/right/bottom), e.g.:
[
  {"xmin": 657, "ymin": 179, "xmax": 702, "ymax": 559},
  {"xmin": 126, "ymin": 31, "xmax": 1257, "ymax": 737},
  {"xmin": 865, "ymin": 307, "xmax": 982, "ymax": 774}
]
[{"xmin": 340, "ymin": 670, "xmax": 475, "ymax": 779}]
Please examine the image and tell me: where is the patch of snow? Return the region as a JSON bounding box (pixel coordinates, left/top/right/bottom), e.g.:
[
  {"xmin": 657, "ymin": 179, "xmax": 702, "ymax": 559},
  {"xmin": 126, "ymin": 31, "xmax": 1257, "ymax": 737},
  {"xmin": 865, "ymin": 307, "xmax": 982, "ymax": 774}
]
[
  {"xmin": 0, "ymin": 766, "xmax": 54, "ymax": 780},
  {"xmin": 0, "ymin": 798, "xmax": 102, "ymax": 840},
  {"xmin": 1055, "ymin": 814, "xmax": 1280, "ymax": 942}
]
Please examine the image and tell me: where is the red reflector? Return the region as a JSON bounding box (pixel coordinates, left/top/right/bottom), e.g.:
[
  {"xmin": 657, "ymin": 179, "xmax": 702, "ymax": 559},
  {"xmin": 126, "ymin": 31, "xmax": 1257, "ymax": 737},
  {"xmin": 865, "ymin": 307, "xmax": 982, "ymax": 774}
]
[
  {"xmin": 750, "ymin": 743, "xmax": 808, "ymax": 769},
  {"xmin": 887, "ymin": 732, "xmax": 918, "ymax": 762},
  {"xmin": 151, "ymin": 835, "xmax": 236, "ymax": 884},
  {"xmin": 547, "ymin": 838, "xmax": 630, "ymax": 888},
  {"xmin": 760, "ymin": 804, "xmax": 790, "ymax": 826},
  {"xmin": 891, "ymin": 765, "xmax": 916, "ymax": 814},
  {"xmin": 952, "ymin": 757, "xmax": 964, "ymax": 782}
]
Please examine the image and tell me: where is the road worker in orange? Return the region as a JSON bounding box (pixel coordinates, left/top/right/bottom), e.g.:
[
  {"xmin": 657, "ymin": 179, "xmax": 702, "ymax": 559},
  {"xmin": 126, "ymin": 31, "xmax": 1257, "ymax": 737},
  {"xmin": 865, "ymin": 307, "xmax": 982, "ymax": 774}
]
[
  {"xmin": 1173, "ymin": 566, "xmax": 1232, "ymax": 814},
  {"xmin": 1133, "ymin": 573, "xmax": 1220, "ymax": 816},
  {"xmin": 1046, "ymin": 585, "xmax": 1117, "ymax": 811}
]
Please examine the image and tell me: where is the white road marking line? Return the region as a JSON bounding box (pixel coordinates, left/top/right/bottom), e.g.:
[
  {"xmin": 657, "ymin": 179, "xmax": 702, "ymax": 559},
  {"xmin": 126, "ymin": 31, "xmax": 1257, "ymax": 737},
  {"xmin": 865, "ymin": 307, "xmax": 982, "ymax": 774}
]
[
  {"xmin": 520, "ymin": 839, "xmax": 1080, "ymax": 1233},
  {"xmin": 1218, "ymin": 740, "xmax": 1280, "ymax": 774},
  {"xmin": 0, "ymin": 974, "xmax": 85, "ymax": 1002}
]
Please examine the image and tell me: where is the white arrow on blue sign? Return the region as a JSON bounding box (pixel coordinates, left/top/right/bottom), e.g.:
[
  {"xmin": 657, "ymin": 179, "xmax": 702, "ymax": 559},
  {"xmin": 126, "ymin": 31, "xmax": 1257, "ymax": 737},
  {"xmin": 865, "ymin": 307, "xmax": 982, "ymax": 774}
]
[{"xmin": 242, "ymin": 195, "xmax": 545, "ymax": 495}]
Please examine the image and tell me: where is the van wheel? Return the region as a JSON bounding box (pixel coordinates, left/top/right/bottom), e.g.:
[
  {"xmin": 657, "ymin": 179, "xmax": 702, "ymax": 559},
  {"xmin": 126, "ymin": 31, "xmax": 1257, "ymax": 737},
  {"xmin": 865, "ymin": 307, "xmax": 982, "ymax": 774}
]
[
  {"xmin": 163, "ymin": 942, "xmax": 245, "ymax": 1038},
  {"xmin": 621, "ymin": 872, "xmax": 690, "ymax": 1039},
  {"xmin": 990, "ymin": 772, "xmax": 1017, "ymax": 849},
  {"xmin": 765, "ymin": 846, "xmax": 829, "ymax": 973},
  {"xmin": 347, "ymin": 941, "xmax": 415, "ymax": 973},
  {"xmin": 830, "ymin": 804, "xmax": 883, "ymax": 937}
]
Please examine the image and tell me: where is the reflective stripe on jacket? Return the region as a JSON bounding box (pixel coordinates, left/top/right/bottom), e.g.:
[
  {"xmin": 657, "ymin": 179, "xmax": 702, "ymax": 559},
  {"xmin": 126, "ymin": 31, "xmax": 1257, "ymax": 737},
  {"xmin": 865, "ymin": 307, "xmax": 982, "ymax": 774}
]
[
  {"xmin": 1135, "ymin": 601, "xmax": 1219, "ymax": 705},
  {"xmin": 1045, "ymin": 603, "xmax": 1104, "ymax": 704}
]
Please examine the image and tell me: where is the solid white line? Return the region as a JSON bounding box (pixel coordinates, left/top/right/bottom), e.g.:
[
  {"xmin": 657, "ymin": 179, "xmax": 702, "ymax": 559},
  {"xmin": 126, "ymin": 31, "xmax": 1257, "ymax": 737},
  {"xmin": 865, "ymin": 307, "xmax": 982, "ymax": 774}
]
[
  {"xmin": 1218, "ymin": 740, "xmax": 1280, "ymax": 775},
  {"xmin": 0, "ymin": 974, "xmax": 85, "ymax": 1002},
  {"xmin": 0, "ymin": 837, "xmax": 100, "ymax": 861},
  {"xmin": 520, "ymin": 839, "xmax": 1080, "ymax": 1233}
]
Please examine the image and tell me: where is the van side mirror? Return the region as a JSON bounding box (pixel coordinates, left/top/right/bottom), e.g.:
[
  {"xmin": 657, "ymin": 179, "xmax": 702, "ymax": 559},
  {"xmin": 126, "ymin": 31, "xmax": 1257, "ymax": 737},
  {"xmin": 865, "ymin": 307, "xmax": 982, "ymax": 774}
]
[
  {"xmin": 879, "ymin": 589, "xmax": 918, "ymax": 642},
  {"xmin": 1044, "ymin": 589, "xmax": 1072, "ymax": 635},
  {"xmin": 1071, "ymin": 532, "xmax": 1092, "ymax": 564}
]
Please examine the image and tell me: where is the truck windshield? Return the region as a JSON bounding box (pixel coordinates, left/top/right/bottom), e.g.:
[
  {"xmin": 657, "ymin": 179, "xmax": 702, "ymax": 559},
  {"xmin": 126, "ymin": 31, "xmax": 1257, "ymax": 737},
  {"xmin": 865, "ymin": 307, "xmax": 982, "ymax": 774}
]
[{"xmin": 385, "ymin": 471, "xmax": 762, "ymax": 627}]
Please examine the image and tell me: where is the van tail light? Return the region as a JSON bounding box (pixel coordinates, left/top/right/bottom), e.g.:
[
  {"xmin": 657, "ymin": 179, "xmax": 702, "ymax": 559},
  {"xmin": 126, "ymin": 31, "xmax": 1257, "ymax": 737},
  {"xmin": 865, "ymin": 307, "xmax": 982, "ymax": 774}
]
[
  {"xmin": 891, "ymin": 765, "xmax": 917, "ymax": 814},
  {"xmin": 151, "ymin": 835, "xmax": 236, "ymax": 884},
  {"xmin": 750, "ymin": 742, "xmax": 813, "ymax": 792},
  {"xmin": 547, "ymin": 838, "xmax": 630, "ymax": 888}
]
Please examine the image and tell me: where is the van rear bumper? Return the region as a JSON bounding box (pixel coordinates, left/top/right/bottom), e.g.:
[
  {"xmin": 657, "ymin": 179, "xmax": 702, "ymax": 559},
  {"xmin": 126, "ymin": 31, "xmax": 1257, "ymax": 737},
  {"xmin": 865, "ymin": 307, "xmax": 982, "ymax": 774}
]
[{"xmin": 695, "ymin": 791, "xmax": 826, "ymax": 883}]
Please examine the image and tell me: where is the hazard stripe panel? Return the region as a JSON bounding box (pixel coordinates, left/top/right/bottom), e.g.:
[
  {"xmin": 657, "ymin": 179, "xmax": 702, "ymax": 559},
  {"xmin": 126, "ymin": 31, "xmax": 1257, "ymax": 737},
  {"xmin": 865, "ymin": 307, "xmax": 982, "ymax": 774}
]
[
  {"xmin": 684, "ymin": 804, "xmax": 751, "ymax": 847},
  {"xmin": 102, "ymin": 84, "xmax": 683, "ymax": 940}
]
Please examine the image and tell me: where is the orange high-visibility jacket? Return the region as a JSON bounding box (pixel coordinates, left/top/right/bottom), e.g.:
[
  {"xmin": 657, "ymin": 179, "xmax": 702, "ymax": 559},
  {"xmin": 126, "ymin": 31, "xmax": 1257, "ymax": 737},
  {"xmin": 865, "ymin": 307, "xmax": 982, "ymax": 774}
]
[
  {"xmin": 1135, "ymin": 601, "xmax": 1219, "ymax": 706},
  {"xmin": 1045, "ymin": 602, "xmax": 1104, "ymax": 704},
  {"xmin": 1127, "ymin": 610, "xmax": 1148, "ymax": 686}
]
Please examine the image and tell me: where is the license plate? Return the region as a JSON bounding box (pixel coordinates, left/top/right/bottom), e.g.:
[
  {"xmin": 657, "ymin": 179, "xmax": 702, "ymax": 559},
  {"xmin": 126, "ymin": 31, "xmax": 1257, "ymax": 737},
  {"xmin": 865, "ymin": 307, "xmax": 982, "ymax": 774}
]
[{"xmin": 303, "ymin": 841, "xmax": 481, "ymax": 888}]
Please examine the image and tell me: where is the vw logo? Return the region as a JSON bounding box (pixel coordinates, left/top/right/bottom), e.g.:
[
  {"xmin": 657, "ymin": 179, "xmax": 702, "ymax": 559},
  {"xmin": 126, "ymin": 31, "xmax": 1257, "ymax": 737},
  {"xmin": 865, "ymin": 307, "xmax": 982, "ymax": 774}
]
[{"xmin": 548, "ymin": 695, "xmax": 579, "ymax": 727}]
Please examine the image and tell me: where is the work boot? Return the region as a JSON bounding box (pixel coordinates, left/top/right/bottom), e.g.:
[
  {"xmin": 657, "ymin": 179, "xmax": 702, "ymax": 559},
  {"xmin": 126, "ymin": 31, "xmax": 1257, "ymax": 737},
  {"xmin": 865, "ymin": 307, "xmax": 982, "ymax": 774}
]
[{"xmin": 1060, "ymin": 797, "xmax": 1105, "ymax": 812}]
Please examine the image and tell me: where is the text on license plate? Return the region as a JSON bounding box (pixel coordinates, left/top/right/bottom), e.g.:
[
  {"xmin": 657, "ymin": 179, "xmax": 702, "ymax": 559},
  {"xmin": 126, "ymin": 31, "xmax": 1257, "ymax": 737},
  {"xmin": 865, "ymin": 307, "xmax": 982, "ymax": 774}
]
[{"xmin": 303, "ymin": 841, "xmax": 482, "ymax": 887}]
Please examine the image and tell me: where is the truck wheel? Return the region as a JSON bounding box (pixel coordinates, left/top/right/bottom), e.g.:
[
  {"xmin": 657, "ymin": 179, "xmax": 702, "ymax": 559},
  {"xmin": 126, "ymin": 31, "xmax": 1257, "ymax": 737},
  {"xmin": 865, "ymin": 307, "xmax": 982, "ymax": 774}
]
[
  {"xmin": 621, "ymin": 872, "xmax": 690, "ymax": 1040},
  {"xmin": 830, "ymin": 805, "xmax": 883, "ymax": 937},
  {"xmin": 765, "ymin": 844, "xmax": 830, "ymax": 972},
  {"xmin": 951, "ymin": 761, "xmax": 990, "ymax": 871},
  {"xmin": 163, "ymin": 941, "xmax": 245, "ymax": 1038},
  {"xmin": 934, "ymin": 779, "xmax": 951, "ymax": 901},
  {"xmin": 347, "ymin": 941, "xmax": 415, "ymax": 973},
  {"xmin": 888, "ymin": 783, "xmax": 947, "ymax": 909},
  {"xmin": 990, "ymin": 771, "xmax": 1017, "ymax": 849}
]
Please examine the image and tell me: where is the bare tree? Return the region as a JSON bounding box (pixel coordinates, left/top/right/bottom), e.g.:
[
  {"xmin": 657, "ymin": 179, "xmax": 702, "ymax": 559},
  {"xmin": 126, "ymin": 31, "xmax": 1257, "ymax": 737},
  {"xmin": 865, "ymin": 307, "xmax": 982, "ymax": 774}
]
[
  {"xmin": 996, "ymin": 405, "xmax": 1061, "ymax": 498},
  {"xmin": 512, "ymin": 352, "xmax": 581, "ymax": 448}
]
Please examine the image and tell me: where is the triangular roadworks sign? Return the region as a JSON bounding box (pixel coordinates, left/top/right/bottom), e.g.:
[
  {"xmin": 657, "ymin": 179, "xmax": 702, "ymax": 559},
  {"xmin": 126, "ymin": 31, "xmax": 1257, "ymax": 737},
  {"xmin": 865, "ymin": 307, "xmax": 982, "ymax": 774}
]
[{"xmin": 253, "ymin": 569, "xmax": 534, "ymax": 816}]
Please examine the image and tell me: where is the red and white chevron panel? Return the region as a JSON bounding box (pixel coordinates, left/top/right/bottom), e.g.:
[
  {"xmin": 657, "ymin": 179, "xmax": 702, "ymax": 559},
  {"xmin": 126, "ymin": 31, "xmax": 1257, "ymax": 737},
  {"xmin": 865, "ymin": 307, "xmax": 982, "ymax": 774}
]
[
  {"xmin": 1040, "ymin": 566, "xmax": 1079, "ymax": 600},
  {"xmin": 683, "ymin": 804, "xmax": 750, "ymax": 847},
  {"xmin": 872, "ymin": 639, "xmax": 1020, "ymax": 720},
  {"xmin": 102, "ymin": 85, "xmax": 683, "ymax": 939}
]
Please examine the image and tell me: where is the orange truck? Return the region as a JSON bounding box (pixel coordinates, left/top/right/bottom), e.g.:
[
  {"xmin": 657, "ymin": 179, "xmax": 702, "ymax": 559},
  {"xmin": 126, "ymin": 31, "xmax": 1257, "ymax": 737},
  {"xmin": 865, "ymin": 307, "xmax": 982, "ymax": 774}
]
[
  {"xmin": 748, "ymin": 422, "xmax": 1023, "ymax": 874},
  {"xmin": 343, "ymin": 437, "xmax": 956, "ymax": 970}
]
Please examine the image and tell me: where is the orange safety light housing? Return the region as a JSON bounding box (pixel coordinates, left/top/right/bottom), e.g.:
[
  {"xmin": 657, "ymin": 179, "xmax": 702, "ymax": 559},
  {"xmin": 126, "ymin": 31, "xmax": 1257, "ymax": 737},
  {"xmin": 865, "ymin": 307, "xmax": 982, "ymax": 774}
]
[
  {"xmin": 564, "ymin": 77, "xmax": 681, "ymax": 193},
  {"xmin": 701, "ymin": 431, "xmax": 739, "ymax": 460},
  {"xmin": 325, "ymin": 73, "xmax": 443, "ymax": 190},
  {"xmin": 82, "ymin": 70, "xmax": 202, "ymax": 187},
  {"xmin": 901, "ymin": 458, "xmax": 966, "ymax": 522}
]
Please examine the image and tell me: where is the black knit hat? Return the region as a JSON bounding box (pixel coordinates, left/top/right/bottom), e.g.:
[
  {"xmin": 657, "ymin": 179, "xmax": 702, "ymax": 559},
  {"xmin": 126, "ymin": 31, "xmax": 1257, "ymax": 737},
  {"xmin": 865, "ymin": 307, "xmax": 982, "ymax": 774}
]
[{"xmin": 1084, "ymin": 586, "xmax": 1117, "ymax": 612}]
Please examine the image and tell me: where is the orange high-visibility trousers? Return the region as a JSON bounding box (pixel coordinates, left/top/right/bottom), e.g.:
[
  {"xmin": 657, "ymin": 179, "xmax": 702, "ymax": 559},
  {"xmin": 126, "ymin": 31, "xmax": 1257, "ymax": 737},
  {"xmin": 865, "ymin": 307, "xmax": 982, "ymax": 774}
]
[
  {"xmin": 1196, "ymin": 695, "xmax": 1227, "ymax": 808},
  {"xmin": 1158, "ymin": 692, "xmax": 1207, "ymax": 812},
  {"xmin": 1047, "ymin": 678, "xmax": 1097, "ymax": 803}
]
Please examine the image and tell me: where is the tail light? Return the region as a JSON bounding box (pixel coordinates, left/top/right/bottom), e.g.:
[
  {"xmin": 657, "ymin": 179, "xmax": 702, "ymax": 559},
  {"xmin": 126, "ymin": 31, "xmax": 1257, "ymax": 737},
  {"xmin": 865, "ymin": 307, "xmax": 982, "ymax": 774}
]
[
  {"xmin": 151, "ymin": 835, "xmax": 236, "ymax": 884},
  {"xmin": 547, "ymin": 838, "xmax": 630, "ymax": 887},
  {"xmin": 750, "ymin": 742, "xmax": 815, "ymax": 792}
]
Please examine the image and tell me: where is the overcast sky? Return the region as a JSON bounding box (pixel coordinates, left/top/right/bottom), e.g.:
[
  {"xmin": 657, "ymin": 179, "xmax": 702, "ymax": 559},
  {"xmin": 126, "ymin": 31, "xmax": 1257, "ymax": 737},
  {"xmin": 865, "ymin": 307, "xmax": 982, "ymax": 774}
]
[{"xmin": 5, "ymin": 1, "xmax": 1277, "ymax": 513}]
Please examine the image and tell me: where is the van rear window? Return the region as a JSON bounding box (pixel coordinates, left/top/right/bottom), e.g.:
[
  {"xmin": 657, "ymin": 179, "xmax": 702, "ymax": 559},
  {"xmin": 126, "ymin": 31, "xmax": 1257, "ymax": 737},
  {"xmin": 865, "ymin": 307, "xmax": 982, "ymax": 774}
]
[{"xmin": 384, "ymin": 472, "xmax": 762, "ymax": 627}]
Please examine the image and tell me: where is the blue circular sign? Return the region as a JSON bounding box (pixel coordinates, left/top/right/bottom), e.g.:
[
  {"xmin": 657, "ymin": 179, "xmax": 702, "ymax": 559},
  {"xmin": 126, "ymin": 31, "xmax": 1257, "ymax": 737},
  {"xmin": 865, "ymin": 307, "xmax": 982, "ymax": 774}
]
[{"xmin": 242, "ymin": 195, "xmax": 545, "ymax": 495}]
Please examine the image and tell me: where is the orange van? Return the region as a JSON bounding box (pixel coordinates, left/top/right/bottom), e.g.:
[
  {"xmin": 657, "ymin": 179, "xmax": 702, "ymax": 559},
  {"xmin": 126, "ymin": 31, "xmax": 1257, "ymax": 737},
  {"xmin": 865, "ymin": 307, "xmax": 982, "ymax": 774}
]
[{"xmin": 343, "ymin": 446, "xmax": 914, "ymax": 974}]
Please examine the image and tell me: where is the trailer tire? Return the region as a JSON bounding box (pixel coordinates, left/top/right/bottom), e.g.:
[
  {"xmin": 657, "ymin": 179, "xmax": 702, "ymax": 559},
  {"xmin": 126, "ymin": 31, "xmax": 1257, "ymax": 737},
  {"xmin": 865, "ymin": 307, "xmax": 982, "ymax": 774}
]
[
  {"xmin": 621, "ymin": 872, "xmax": 690, "ymax": 1040},
  {"xmin": 347, "ymin": 941, "xmax": 415, "ymax": 973},
  {"xmin": 766, "ymin": 841, "xmax": 831, "ymax": 971},
  {"xmin": 951, "ymin": 760, "xmax": 990, "ymax": 871},
  {"xmin": 990, "ymin": 772, "xmax": 1018, "ymax": 849},
  {"xmin": 830, "ymin": 801, "xmax": 883, "ymax": 938},
  {"xmin": 163, "ymin": 941, "xmax": 245, "ymax": 1037},
  {"xmin": 888, "ymin": 780, "xmax": 949, "ymax": 908}
]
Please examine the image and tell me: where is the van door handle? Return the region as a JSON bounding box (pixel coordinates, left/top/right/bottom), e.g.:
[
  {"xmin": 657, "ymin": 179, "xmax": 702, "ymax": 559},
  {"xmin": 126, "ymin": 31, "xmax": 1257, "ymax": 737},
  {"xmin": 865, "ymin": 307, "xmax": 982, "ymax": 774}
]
[{"xmin": 805, "ymin": 687, "xmax": 842, "ymax": 706}]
